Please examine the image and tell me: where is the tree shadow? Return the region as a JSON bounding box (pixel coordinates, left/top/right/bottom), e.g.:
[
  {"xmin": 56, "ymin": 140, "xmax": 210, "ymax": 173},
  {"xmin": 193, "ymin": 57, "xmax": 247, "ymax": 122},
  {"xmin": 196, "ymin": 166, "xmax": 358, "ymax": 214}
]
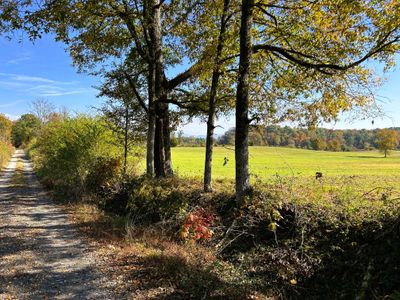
[
  {"xmin": 346, "ymin": 155, "xmax": 384, "ymax": 159},
  {"xmin": 118, "ymin": 251, "xmax": 250, "ymax": 299},
  {"xmin": 288, "ymin": 216, "xmax": 400, "ymax": 299}
]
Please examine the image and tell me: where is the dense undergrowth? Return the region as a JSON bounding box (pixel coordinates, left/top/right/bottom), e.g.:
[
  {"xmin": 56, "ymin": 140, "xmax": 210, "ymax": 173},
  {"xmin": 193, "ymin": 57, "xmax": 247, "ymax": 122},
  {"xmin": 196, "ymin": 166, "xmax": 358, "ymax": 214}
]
[
  {"xmin": 27, "ymin": 115, "xmax": 400, "ymax": 299},
  {"xmin": 0, "ymin": 114, "xmax": 14, "ymax": 168},
  {"xmin": 0, "ymin": 141, "xmax": 13, "ymax": 168}
]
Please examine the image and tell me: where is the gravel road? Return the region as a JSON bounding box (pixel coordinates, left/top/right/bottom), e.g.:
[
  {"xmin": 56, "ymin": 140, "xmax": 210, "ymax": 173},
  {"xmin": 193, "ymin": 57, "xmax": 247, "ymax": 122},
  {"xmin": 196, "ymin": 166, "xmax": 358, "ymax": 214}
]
[{"xmin": 0, "ymin": 150, "xmax": 118, "ymax": 300}]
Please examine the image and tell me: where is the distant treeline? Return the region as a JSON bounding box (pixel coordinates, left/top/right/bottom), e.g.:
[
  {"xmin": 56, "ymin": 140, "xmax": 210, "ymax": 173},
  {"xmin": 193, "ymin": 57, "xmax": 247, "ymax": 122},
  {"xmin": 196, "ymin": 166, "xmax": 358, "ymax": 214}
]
[{"xmin": 173, "ymin": 126, "xmax": 400, "ymax": 151}]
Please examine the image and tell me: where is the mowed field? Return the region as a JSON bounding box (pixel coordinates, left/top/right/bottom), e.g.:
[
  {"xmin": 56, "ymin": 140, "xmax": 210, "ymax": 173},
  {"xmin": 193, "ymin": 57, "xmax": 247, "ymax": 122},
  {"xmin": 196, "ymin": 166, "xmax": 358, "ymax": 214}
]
[{"xmin": 171, "ymin": 146, "xmax": 400, "ymax": 180}]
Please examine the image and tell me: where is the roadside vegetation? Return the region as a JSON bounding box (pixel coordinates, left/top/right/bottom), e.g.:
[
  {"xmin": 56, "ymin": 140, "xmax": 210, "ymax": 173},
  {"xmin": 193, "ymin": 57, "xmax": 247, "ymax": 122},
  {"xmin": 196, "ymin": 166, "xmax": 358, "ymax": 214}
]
[
  {"xmin": 0, "ymin": 114, "xmax": 14, "ymax": 168},
  {"xmin": 2, "ymin": 0, "xmax": 400, "ymax": 299},
  {"xmin": 13, "ymin": 112, "xmax": 398, "ymax": 299}
]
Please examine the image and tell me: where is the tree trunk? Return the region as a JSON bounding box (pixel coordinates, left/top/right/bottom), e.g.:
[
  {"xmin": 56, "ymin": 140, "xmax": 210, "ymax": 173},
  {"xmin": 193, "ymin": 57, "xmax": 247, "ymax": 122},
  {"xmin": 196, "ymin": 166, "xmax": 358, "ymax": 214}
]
[
  {"xmin": 123, "ymin": 105, "xmax": 129, "ymax": 177},
  {"xmin": 163, "ymin": 102, "xmax": 173, "ymax": 175},
  {"xmin": 204, "ymin": 104, "xmax": 216, "ymax": 191},
  {"xmin": 154, "ymin": 101, "xmax": 166, "ymax": 177},
  {"xmin": 204, "ymin": 0, "xmax": 230, "ymax": 192},
  {"xmin": 150, "ymin": 0, "xmax": 169, "ymax": 177},
  {"xmin": 146, "ymin": 64, "xmax": 155, "ymax": 176},
  {"xmin": 146, "ymin": 107, "xmax": 155, "ymax": 175},
  {"xmin": 235, "ymin": 0, "xmax": 254, "ymax": 204}
]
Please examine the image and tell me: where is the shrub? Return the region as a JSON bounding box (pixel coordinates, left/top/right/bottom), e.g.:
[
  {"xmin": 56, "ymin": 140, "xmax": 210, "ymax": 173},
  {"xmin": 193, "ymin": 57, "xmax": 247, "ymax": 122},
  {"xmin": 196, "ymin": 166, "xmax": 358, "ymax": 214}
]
[
  {"xmin": 0, "ymin": 141, "xmax": 13, "ymax": 167},
  {"xmin": 29, "ymin": 115, "xmax": 142, "ymax": 200}
]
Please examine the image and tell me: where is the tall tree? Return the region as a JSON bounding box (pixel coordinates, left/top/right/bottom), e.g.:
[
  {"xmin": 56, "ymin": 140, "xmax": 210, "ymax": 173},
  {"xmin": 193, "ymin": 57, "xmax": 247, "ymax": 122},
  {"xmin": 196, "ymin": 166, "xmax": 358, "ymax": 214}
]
[
  {"xmin": 29, "ymin": 98, "xmax": 56, "ymax": 124},
  {"xmin": 204, "ymin": 0, "xmax": 232, "ymax": 192},
  {"xmin": 236, "ymin": 0, "xmax": 254, "ymax": 203},
  {"xmin": 98, "ymin": 64, "xmax": 147, "ymax": 175},
  {"xmin": 234, "ymin": 0, "xmax": 400, "ymax": 203},
  {"xmin": 7, "ymin": 0, "xmax": 205, "ymax": 177}
]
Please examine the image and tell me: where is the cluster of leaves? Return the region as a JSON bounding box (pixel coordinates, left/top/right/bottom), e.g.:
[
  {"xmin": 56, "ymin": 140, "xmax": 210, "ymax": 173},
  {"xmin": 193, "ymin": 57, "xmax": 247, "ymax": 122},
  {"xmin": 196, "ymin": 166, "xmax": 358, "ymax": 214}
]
[{"xmin": 179, "ymin": 207, "xmax": 217, "ymax": 241}]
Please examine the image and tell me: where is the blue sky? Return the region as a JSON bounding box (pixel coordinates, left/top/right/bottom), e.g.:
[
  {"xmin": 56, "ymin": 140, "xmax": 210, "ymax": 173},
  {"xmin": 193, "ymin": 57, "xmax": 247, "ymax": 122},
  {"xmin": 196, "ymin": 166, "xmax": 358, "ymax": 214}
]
[{"xmin": 1, "ymin": 33, "xmax": 400, "ymax": 136}]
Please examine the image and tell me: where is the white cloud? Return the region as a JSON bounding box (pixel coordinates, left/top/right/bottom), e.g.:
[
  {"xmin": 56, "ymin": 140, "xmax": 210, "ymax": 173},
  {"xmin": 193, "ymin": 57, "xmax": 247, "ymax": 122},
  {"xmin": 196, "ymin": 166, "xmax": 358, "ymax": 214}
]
[
  {"xmin": 6, "ymin": 55, "xmax": 31, "ymax": 65},
  {"xmin": 3, "ymin": 113, "xmax": 20, "ymax": 121},
  {"xmin": 0, "ymin": 73, "xmax": 55, "ymax": 83},
  {"xmin": 0, "ymin": 73, "xmax": 91, "ymax": 97},
  {"xmin": 0, "ymin": 100, "xmax": 24, "ymax": 108}
]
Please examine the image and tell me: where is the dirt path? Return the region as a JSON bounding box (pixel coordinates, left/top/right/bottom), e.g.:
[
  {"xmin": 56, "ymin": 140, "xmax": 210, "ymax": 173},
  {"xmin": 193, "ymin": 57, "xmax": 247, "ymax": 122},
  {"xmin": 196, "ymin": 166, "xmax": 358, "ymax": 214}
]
[{"xmin": 0, "ymin": 150, "xmax": 117, "ymax": 299}]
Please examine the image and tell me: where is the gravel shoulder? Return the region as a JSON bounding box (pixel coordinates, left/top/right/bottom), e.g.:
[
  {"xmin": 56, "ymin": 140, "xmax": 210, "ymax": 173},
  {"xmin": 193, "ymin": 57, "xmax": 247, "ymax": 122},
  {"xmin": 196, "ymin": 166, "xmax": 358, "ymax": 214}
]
[{"xmin": 0, "ymin": 150, "xmax": 118, "ymax": 300}]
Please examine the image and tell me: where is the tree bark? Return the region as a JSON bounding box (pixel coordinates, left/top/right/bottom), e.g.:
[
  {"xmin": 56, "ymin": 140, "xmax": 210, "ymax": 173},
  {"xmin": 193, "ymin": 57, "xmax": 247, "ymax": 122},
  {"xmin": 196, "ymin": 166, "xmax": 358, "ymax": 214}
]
[
  {"xmin": 123, "ymin": 105, "xmax": 129, "ymax": 177},
  {"xmin": 150, "ymin": 0, "xmax": 169, "ymax": 177},
  {"xmin": 235, "ymin": 0, "xmax": 254, "ymax": 204},
  {"xmin": 163, "ymin": 102, "xmax": 173, "ymax": 175},
  {"xmin": 154, "ymin": 101, "xmax": 166, "ymax": 177},
  {"xmin": 204, "ymin": 0, "xmax": 230, "ymax": 192},
  {"xmin": 146, "ymin": 63, "xmax": 155, "ymax": 176}
]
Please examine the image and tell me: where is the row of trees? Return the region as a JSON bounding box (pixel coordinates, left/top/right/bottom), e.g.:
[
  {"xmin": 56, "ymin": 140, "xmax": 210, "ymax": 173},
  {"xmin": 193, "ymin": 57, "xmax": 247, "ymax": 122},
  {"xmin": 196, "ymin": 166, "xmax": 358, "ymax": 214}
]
[
  {"xmin": 218, "ymin": 125, "xmax": 400, "ymax": 152},
  {"xmin": 1, "ymin": 1, "xmax": 399, "ymax": 201}
]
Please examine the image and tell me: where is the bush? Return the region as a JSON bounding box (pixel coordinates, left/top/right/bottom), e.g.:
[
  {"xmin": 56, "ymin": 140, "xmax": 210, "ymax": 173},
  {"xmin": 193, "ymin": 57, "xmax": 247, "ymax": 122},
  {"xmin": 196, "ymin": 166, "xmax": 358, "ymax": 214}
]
[
  {"xmin": 0, "ymin": 141, "xmax": 13, "ymax": 167},
  {"xmin": 29, "ymin": 115, "xmax": 142, "ymax": 200},
  {"xmin": 0, "ymin": 114, "xmax": 14, "ymax": 167}
]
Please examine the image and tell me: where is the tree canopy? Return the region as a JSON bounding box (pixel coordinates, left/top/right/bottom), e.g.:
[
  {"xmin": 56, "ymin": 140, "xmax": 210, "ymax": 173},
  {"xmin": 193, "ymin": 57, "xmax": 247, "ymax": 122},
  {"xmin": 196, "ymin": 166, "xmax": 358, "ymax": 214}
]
[
  {"xmin": 1, "ymin": 0, "xmax": 399, "ymax": 199},
  {"xmin": 376, "ymin": 128, "xmax": 399, "ymax": 157},
  {"xmin": 12, "ymin": 114, "xmax": 41, "ymax": 148}
]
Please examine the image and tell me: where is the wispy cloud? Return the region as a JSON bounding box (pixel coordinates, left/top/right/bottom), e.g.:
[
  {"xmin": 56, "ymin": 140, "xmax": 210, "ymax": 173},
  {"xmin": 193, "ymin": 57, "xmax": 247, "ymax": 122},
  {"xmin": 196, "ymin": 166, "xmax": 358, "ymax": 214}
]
[
  {"xmin": 6, "ymin": 55, "xmax": 31, "ymax": 65},
  {"xmin": 28, "ymin": 85, "xmax": 90, "ymax": 97},
  {"xmin": 0, "ymin": 100, "xmax": 24, "ymax": 108},
  {"xmin": 0, "ymin": 73, "xmax": 91, "ymax": 97},
  {"xmin": 0, "ymin": 73, "xmax": 55, "ymax": 83}
]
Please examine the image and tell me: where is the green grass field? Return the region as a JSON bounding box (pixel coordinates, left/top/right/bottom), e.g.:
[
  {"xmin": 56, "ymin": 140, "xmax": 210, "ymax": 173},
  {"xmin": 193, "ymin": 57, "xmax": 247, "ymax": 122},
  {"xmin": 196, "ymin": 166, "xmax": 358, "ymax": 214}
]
[{"xmin": 171, "ymin": 146, "xmax": 400, "ymax": 180}]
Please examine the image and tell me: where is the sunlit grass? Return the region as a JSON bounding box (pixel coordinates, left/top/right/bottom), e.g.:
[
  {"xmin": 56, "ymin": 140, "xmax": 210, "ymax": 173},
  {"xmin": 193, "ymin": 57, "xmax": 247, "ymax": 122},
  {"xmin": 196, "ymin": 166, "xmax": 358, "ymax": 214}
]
[
  {"xmin": 171, "ymin": 146, "xmax": 400, "ymax": 179},
  {"xmin": 11, "ymin": 159, "xmax": 25, "ymax": 187}
]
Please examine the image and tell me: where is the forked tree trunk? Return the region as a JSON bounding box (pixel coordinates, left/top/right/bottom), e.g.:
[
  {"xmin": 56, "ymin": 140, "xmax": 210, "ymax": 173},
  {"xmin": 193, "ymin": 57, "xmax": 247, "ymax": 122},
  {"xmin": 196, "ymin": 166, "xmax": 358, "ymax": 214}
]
[
  {"xmin": 235, "ymin": 0, "xmax": 254, "ymax": 204},
  {"xmin": 151, "ymin": 0, "xmax": 170, "ymax": 177},
  {"xmin": 204, "ymin": 0, "xmax": 230, "ymax": 192}
]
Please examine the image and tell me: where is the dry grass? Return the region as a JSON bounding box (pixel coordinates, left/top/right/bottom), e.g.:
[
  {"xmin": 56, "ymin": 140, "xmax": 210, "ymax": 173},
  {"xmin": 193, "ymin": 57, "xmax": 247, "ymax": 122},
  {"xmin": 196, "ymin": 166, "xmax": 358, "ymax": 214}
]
[{"xmin": 65, "ymin": 202, "xmax": 262, "ymax": 299}]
